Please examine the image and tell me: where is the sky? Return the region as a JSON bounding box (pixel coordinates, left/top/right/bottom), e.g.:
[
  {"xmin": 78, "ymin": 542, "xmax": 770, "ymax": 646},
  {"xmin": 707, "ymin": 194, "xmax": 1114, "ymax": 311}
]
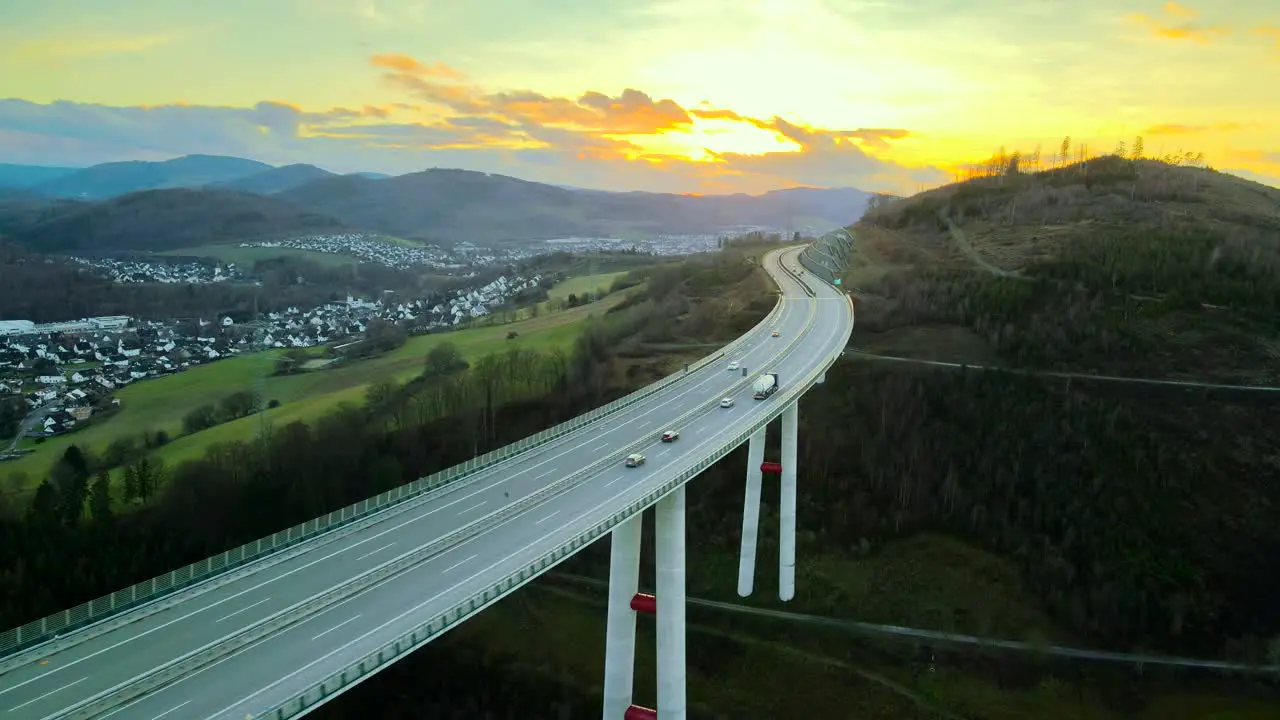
[{"xmin": 0, "ymin": 0, "xmax": 1276, "ymax": 195}]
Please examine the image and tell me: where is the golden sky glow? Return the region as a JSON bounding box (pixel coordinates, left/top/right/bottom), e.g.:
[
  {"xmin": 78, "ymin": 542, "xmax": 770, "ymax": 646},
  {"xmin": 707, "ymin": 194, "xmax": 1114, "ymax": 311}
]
[{"xmin": 0, "ymin": 0, "xmax": 1276, "ymax": 194}]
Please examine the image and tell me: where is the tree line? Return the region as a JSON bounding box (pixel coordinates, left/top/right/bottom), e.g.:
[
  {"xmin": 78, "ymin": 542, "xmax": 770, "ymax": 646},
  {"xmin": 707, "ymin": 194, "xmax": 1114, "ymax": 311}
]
[{"xmin": 956, "ymin": 134, "xmax": 1209, "ymax": 183}]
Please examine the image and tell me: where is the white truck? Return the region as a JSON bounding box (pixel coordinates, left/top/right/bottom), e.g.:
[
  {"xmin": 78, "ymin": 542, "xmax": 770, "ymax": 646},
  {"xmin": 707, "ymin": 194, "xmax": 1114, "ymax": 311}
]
[{"xmin": 751, "ymin": 372, "xmax": 778, "ymax": 399}]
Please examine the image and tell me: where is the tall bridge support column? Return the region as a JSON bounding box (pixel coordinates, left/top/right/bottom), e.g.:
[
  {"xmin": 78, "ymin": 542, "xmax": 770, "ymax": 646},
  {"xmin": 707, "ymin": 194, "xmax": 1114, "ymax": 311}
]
[
  {"xmin": 602, "ymin": 515, "xmax": 642, "ymax": 718},
  {"xmin": 736, "ymin": 426, "xmax": 767, "ymax": 597},
  {"xmin": 655, "ymin": 486, "xmax": 688, "ymax": 719},
  {"xmin": 779, "ymin": 403, "xmax": 799, "ymax": 602}
]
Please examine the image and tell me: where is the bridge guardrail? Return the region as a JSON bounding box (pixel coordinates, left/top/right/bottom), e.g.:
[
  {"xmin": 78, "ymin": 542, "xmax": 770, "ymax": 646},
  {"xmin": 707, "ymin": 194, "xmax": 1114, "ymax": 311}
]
[
  {"xmin": 257, "ymin": 277, "xmax": 849, "ymax": 719},
  {"xmin": 65, "ymin": 287, "xmax": 810, "ymax": 717},
  {"xmin": 0, "ymin": 251, "xmax": 791, "ymax": 664}
]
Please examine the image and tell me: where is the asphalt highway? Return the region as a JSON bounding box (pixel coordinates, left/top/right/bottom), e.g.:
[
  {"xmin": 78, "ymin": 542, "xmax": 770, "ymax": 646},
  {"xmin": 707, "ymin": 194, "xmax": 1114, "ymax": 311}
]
[{"xmin": 0, "ymin": 247, "xmax": 852, "ymax": 719}]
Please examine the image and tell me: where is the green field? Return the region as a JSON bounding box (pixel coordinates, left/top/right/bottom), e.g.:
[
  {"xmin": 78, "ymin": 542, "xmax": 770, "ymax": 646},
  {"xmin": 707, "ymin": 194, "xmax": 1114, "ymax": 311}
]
[
  {"xmin": 467, "ymin": 271, "xmax": 639, "ymax": 329},
  {"xmin": 546, "ymin": 271, "xmax": 629, "ymax": 301},
  {"xmin": 156, "ymin": 244, "xmax": 360, "ymax": 268},
  {"xmin": 3, "ymin": 294, "xmax": 631, "ymax": 487}
]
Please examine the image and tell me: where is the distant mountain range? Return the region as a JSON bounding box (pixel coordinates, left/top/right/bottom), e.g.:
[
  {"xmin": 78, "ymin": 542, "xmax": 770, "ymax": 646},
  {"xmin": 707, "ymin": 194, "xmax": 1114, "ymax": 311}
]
[{"xmin": 0, "ymin": 154, "xmax": 871, "ymax": 252}]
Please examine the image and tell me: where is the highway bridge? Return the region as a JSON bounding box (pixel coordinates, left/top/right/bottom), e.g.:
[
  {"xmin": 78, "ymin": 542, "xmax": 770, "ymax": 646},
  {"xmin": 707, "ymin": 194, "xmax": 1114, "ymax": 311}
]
[{"xmin": 0, "ymin": 237, "xmax": 855, "ymax": 720}]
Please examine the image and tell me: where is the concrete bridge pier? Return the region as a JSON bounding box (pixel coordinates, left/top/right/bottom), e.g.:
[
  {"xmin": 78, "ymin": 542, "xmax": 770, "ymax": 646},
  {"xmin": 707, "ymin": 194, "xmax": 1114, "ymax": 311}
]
[
  {"xmin": 779, "ymin": 403, "xmax": 799, "ymax": 602},
  {"xmin": 736, "ymin": 427, "xmax": 767, "ymax": 597},
  {"xmin": 655, "ymin": 487, "xmax": 687, "ymax": 719},
  {"xmin": 602, "ymin": 515, "xmax": 642, "ymax": 718},
  {"xmin": 600, "ymin": 487, "xmax": 688, "ymax": 720}
]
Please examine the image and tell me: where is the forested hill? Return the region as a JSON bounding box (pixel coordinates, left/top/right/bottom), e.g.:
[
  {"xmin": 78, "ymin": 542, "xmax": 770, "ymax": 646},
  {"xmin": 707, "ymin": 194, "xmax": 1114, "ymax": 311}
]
[
  {"xmin": 0, "ymin": 155, "xmax": 871, "ymax": 249},
  {"xmin": 275, "ymin": 169, "xmax": 871, "ymax": 242},
  {"xmin": 7, "ymin": 188, "xmax": 349, "ymax": 253},
  {"xmin": 835, "ymin": 152, "xmax": 1280, "ymax": 659}
]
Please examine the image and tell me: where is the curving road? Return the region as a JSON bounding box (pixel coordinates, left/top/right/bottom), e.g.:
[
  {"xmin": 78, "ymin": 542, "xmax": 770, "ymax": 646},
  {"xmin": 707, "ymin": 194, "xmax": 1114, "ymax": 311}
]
[{"xmin": 0, "ymin": 246, "xmax": 852, "ymax": 719}]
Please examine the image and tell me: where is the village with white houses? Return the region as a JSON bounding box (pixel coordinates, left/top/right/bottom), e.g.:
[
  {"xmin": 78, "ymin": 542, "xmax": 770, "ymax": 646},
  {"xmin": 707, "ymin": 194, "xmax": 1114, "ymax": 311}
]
[
  {"xmin": 62, "ymin": 230, "xmax": 778, "ymax": 288},
  {"xmin": 0, "ymin": 270, "xmax": 545, "ymax": 446},
  {"xmin": 237, "ymin": 234, "xmax": 528, "ymax": 270},
  {"xmin": 1, "ymin": 227, "xmax": 783, "ymax": 451},
  {"xmin": 65, "ymin": 257, "xmax": 248, "ymax": 284},
  {"xmin": 238, "ymin": 230, "xmax": 763, "ymax": 268}
]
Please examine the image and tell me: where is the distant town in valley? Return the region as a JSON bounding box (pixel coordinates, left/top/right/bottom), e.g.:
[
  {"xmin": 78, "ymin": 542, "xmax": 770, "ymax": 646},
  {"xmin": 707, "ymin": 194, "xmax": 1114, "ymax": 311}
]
[{"xmin": 0, "ymin": 224, "xmax": 790, "ymax": 453}]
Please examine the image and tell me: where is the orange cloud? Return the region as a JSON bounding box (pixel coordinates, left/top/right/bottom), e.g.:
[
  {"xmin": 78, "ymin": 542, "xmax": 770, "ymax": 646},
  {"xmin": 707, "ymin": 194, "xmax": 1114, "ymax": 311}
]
[
  {"xmin": 359, "ymin": 52, "xmax": 943, "ymax": 191},
  {"xmin": 0, "ymin": 51, "xmax": 950, "ymax": 197},
  {"xmin": 373, "ymin": 57, "xmax": 693, "ymax": 137},
  {"xmin": 370, "ymin": 53, "xmax": 466, "ymax": 80},
  {"xmin": 1142, "ymin": 123, "xmax": 1241, "ymax": 135},
  {"xmin": 692, "ymin": 109, "xmax": 910, "ymax": 153},
  {"xmin": 1256, "ymin": 25, "xmax": 1280, "ymax": 53},
  {"xmin": 1125, "ymin": 3, "xmax": 1229, "ymax": 44},
  {"xmin": 1223, "ymin": 149, "xmax": 1280, "ymax": 168}
]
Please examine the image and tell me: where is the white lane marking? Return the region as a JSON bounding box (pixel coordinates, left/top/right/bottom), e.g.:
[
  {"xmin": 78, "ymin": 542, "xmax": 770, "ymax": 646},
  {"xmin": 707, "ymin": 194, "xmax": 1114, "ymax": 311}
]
[
  {"xmin": 310, "ymin": 615, "xmax": 362, "ymax": 642},
  {"xmin": 535, "ymin": 510, "xmax": 560, "ymax": 525},
  {"xmin": 592, "ymin": 442, "xmax": 610, "ymax": 452},
  {"xmin": 457, "ymin": 501, "xmax": 486, "ymax": 516},
  {"xmin": 148, "ymin": 701, "xmax": 190, "ymax": 719},
  {"xmin": 443, "ymin": 554, "xmax": 477, "ymax": 574},
  {"xmin": 10, "ymin": 251, "xmax": 811, "ymax": 704},
  {"xmin": 355, "ymin": 542, "xmax": 396, "ymax": 562},
  {"xmin": 6, "ymin": 677, "xmax": 86, "ymax": 712},
  {"xmin": 215, "ymin": 598, "xmax": 271, "ymax": 624},
  {"xmin": 534, "ymin": 469, "xmax": 555, "ymax": 480},
  {"xmin": 657, "ymin": 448, "xmax": 670, "ymax": 456},
  {"xmin": 604, "ymin": 479, "xmax": 619, "ymax": 488}
]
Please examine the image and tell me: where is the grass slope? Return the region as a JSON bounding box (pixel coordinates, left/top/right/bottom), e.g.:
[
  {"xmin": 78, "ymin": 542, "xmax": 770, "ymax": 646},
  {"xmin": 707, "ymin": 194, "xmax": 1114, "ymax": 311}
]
[{"xmin": 546, "ymin": 271, "xmax": 629, "ymax": 301}]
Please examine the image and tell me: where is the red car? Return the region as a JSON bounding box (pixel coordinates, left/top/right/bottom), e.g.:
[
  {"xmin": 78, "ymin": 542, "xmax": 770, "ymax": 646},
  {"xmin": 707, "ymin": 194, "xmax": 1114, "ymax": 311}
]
[{"xmin": 661, "ymin": 429, "xmax": 680, "ymax": 442}]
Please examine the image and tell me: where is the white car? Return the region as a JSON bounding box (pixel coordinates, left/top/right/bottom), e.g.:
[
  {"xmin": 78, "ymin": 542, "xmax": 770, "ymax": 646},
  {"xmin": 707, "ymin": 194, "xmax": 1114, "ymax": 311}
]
[
  {"xmin": 719, "ymin": 398, "xmax": 735, "ymax": 408},
  {"xmin": 727, "ymin": 361, "xmax": 740, "ymax": 371}
]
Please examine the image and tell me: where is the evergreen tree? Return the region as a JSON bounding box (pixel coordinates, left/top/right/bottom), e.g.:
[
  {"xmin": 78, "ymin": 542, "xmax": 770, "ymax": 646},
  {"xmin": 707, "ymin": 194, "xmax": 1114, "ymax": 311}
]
[{"xmin": 89, "ymin": 470, "xmax": 112, "ymax": 522}]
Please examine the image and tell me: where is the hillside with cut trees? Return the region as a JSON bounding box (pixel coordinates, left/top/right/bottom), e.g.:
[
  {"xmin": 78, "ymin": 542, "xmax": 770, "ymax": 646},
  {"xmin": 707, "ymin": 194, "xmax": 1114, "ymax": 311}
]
[
  {"xmin": 810, "ymin": 142, "xmax": 1280, "ymax": 668},
  {"xmin": 850, "ymin": 136, "xmax": 1280, "ymax": 385}
]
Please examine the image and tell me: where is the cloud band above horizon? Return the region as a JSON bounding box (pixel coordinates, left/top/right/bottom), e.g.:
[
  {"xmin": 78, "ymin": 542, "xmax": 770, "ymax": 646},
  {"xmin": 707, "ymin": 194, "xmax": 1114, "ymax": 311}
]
[{"xmin": 1, "ymin": 0, "xmax": 1278, "ymax": 193}]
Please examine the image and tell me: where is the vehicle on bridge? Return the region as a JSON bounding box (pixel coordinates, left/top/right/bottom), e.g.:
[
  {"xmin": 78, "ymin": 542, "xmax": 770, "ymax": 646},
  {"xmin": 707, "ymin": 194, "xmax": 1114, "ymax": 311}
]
[
  {"xmin": 772, "ymin": 330, "xmax": 780, "ymax": 337},
  {"xmin": 726, "ymin": 361, "xmax": 740, "ymax": 371},
  {"xmin": 624, "ymin": 453, "xmax": 646, "ymax": 467},
  {"xmin": 719, "ymin": 397, "xmax": 735, "ymax": 408},
  {"xmin": 751, "ymin": 372, "xmax": 779, "ymax": 399},
  {"xmin": 661, "ymin": 429, "xmax": 680, "ymax": 442}
]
